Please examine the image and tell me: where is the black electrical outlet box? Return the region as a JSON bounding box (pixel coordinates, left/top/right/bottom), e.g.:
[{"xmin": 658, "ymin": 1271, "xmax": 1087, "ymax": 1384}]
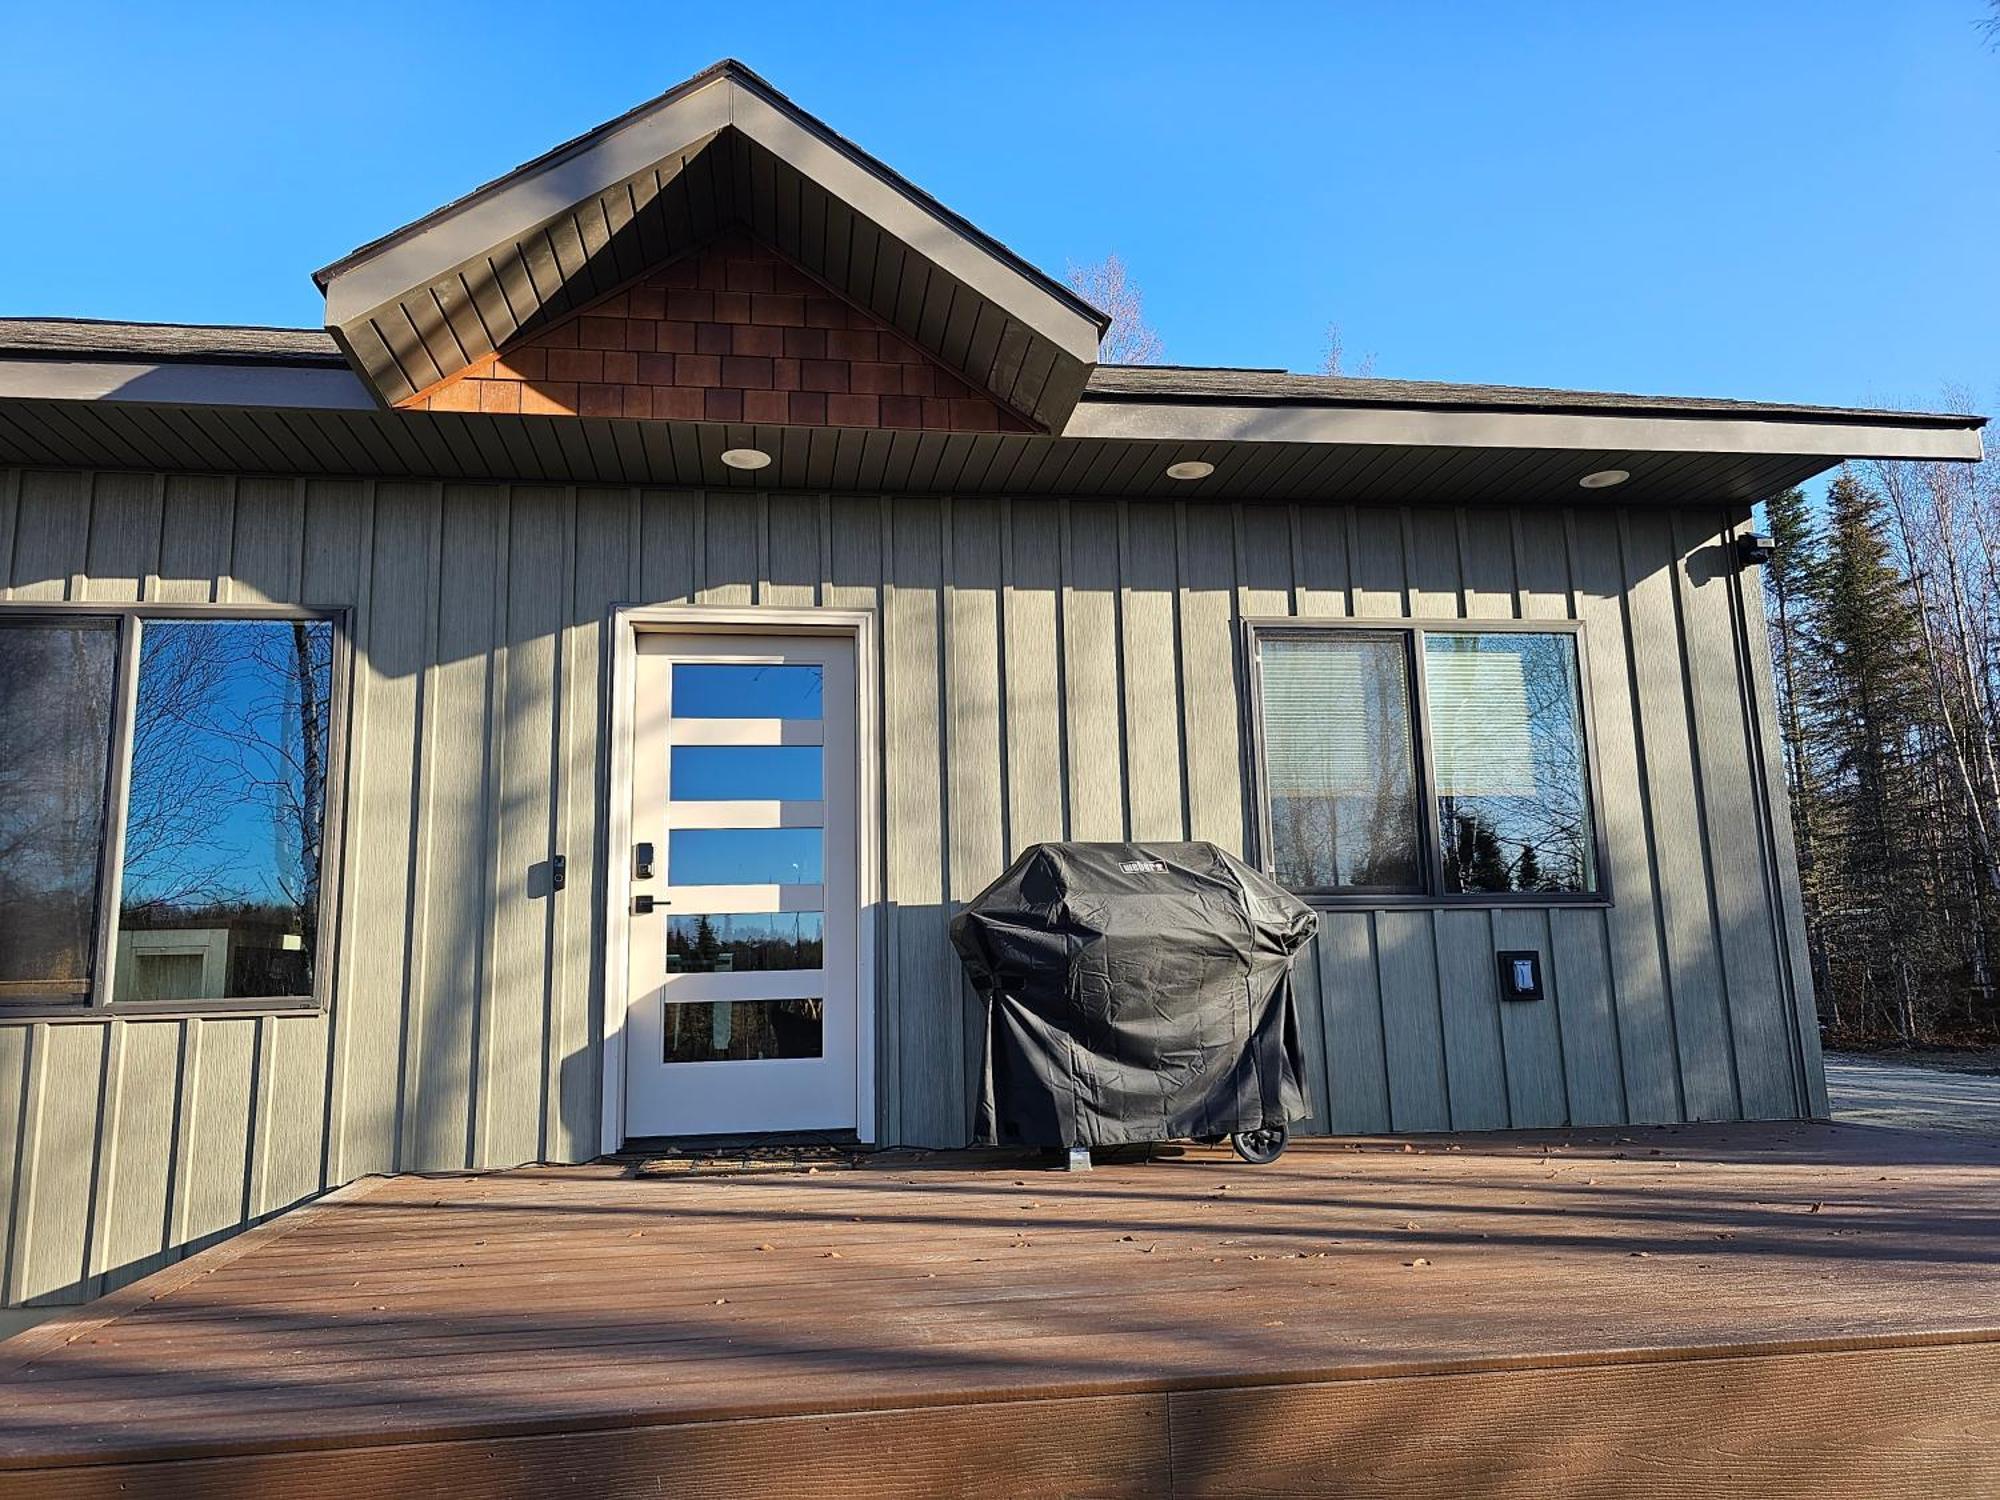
[{"xmin": 1497, "ymin": 950, "xmax": 1544, "ymax": 1001}]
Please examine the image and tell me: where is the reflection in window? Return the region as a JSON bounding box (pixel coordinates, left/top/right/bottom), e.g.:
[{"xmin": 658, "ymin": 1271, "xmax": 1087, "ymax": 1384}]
[
  {"xmin": 664, "ymin": 999, "xmax": 823, "ymax": 1062},
  {"xmin": 0, "ymin": 621, "xmax": 117, "ymax": 1001},
  {"xmin": 672, "ymin": 663, "xmax": 822, "ymax": 719},
  {"xmin": 668, "ymin": 912, "xmax": 824, "ymax": 972},
  {"xmin": 1258, "ymin": 634, "xmax": 1424, "ymax": 892},
  {"xmin": 670, "ymin": 746, "xmax": 822, "ymax": 802},
  {"xmin": 115, "ymin": 619, "xmax": 335, "ymax": 1002},
  {"xmin": 1426, "ymin": 632, "xmax": 1596, "ymax": 894},
  {"xmin": 669, "ymin": 827, "xmax": 823, "ymax": 886}
]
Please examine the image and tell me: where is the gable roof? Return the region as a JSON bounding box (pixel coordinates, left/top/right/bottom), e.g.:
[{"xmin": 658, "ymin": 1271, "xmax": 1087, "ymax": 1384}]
[{"xmin": 311, "ymin": 60, "xmax": 1107, "ymax": 432}]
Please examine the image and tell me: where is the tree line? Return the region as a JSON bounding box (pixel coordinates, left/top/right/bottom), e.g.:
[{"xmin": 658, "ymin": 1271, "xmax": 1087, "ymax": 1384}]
[{"xmin": 1763, "ymin": 423, "xmax": 2000, "ymax": 1045}]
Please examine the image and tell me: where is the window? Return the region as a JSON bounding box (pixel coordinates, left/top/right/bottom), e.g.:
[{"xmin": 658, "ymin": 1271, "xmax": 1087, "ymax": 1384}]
[
  {"xmin": 1254, "ymin": 624, "xmax": 1600, "ymax": 901},
  {"xmin": 0, "ymin": 609, "xmax": 342, "ymax": 1012}
]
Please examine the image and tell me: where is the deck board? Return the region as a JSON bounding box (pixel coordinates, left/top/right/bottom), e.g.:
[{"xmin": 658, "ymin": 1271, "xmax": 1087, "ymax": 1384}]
[{"xmin": 1, "ymin": 1123, "xmax": 1997, "ymax": 1497}]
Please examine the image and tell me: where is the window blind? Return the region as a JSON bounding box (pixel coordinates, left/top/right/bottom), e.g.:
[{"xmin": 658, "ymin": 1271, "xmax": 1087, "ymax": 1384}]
[
  {"xmin": 1423, "ymin": 645, "xmax": 1537, "ymax": 796},
  {"xmin": 1260, "ymin": 635, "xmax": 1411, "ymax": 797}
]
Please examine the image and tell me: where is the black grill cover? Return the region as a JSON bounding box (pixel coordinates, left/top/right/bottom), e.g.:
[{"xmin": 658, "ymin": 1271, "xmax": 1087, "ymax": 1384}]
[{"xmin": 950, "ymin": 841, "xmax": 1318, "ymax": 1149}]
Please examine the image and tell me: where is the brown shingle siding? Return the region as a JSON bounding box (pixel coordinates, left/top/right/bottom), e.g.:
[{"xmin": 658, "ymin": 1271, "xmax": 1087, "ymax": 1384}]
[{"xmin": 399, "ymin": 232, "xmax": 1036, "ymax": 432}]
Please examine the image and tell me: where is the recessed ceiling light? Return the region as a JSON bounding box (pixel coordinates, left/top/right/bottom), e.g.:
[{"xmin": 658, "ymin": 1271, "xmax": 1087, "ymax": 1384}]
[
  {"xmin": 1578, "ymin": 468, "xmax": 1630, "ymax": 489},
  {"xmin": 720, "ymin": 448, "xmax": 773, "ymax": 472},
  {"xmin": 1166, "ymin": 460, "xmax": 1215, "ymax": 481}
]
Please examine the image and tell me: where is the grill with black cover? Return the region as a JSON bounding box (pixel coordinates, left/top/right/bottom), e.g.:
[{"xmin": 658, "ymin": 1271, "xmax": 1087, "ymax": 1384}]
[{"xmin": 950, "ymin": 841, "xmax": 1318, "ymax": 1157}]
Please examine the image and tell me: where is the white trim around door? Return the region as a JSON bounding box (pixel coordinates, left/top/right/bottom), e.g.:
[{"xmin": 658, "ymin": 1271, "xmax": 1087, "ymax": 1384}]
[{"xmin": 602, "ymin": 605, "xmax": 879, "ymax": 1152}]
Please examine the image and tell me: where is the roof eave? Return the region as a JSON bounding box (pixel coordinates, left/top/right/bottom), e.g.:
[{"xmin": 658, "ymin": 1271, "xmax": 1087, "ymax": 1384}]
[
  {"xmin": 1061, "ymin": 396, "xmax": 1987, "ymax": 464},
  {"xmin": 0, "ymin": 354, "xmax": 1980, "ymax": 466}
]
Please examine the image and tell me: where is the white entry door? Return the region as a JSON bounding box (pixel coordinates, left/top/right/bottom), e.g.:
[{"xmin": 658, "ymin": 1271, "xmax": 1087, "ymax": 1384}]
[{"xmin": 624, "ymin": 633, "xmax": 860, "ymax": 1137}]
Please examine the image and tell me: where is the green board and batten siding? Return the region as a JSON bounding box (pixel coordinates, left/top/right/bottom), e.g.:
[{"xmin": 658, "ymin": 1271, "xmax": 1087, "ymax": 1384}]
[{"xmin": 0, "ymin": 467, "xmax": 1819, "ymax": 1309}]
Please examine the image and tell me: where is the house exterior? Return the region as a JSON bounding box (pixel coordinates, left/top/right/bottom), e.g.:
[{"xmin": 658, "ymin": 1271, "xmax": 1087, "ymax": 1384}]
[{"xmin": 0, "ymin": 60, "xmax": 1983, "ymax": 1316}]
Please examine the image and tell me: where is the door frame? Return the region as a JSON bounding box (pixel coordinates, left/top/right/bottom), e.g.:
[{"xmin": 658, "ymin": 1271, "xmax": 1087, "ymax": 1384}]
[{"xmin": 601, "ymin": 603, "xmax": 879, "ymax": 1151}]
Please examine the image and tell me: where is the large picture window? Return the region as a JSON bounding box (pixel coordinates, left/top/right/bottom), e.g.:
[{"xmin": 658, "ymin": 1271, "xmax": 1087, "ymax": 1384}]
[
  {"xmin": 0, "ymin": 608, "xmax": 342, "ymax": 1012},
  {"xmin": 1253, "ymin": 624, "xmax": 1600, "ymax": 902}
]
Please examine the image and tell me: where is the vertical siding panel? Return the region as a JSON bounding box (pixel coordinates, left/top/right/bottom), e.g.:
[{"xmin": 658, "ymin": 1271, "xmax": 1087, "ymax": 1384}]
[
  {"xmin": 1735, "ymin": 538, "xmax": 1829, "ymax": 1117},
  {"xmin": 1458, "ymin": 508, "xmax": 1516, "ymax": 619},
  {"xmin": 328, "ymin": 480, "xmax": 430, "ymax": 1177},
  {"xmin": 176, "ymin": 1018, "xmax": 257, "ymax": 1250},
  {"xmin": 6, "ymin": 469, "xmax": 88, "ymax": 598},
  {"xmin": 1003, "ymin": 499, "xmax": 1065, "ymax": 853},
  {"xmin": 1351, "ymin": 508, "xmax": 1406, "ymax": 617},
  {"xmin": 1433, "ymin": 909, "xmax": 1509, "ymax": 1129},
  {"xmin": 484, "ymin": 487, "xmax": 564, "ymax": 1167},
  {"xmin": 1493, "ymin": 908, "xmax": 1568, "ymax": 1126},
  {"xmin": 407, "ymin": 485, "xmax": 501, "ymax": 1170},
  {"xmin": 1234, "ymin": 504, "xmax": 1294, "ymax": 635},
  {"xmin": 1177, "ymin": 503, "xmax": 1243, "ymax": 851},
  {"xmin": 947, "ymin": 497, "xmax": 1006, "ymax": 1134},
  {"xmin": 1514, "ymin": 508, "xmax": 1572, "ymax": 622},
  {"xmin": 1672, "ymin": 509, "xmax": 1797, "ymax": 1119},
  {"xmin": 13, "ymin": 1024, "xmax": 106, "ymax": 1303},
  {"xmin": 887, "ymin": 496, "xmax": 957, "ymax": 1145},
  {"xmin": 699, "ymin": 489, "xmax": 756, "ymax": 604},
  {"xmin": 0, "ymin": 467, "xmax": 18, "ymax": 588},
  {"xmin": 230, "ymin": 477, "xmax": 306, "ymax": 603},
  {"xmin": 1062, "ymin": 501, "xmax": 1124, "ymax": 840},
  {"xmin": 1315, "ymin": 912, "xmax": 1390, "ymax": 1134},
  {"xmin": 92, "ymin": 1021, "xmax": 178, "ymax": 1292},
  {"xmin": 1568, "ymin": 508, "xmax": 1681, "ymax": 1122},
  {"xmin": 554, "ymin": 487, "xmax": 635, "ymax": 1159},
  {"xmin": 764, "ymin": 493, "xmax": 821, "ymax": 607},
  {"xmin": 1551, "ymin": 907, "xmax": 1627, "ymax": 1123},
  {"xmin": 1404, "ymin": 505, "xmax": 1459, "ymax": 618},
  {"xmin": 259, "ymin": 1016, "xmax": 330, "ymax": 1215},
  {"xmin": 80, "ymin": 471, "xmax": 160, "ymax": 602},
  {"xmin": 1374, "ymin": 911, "xmax": 1449, "ymax": 1131},
  {"xmin": 638, "ymin": 489, "xmax": 699, "ymax": 604},
  {"xmin": 1291, "ymin": 504, "xmax": 1350, "ymax": 618},
  {"xmin": 153, "ymin": 474, "xmax": 233, "ymax": 603},
  {"xmin": 0, "ymin": 1026, "xmax": 28, "ymax": 1303},
  {"xmin": 300, "ymin": 479, "xmax": 369, "ymax": 605},
  {"xmin": 1624, "ymin": 508, "xmax": 1738, "ymax": 1120},
  {"xmin": 826, "ymin": 495, "xmax": 889, "ymax": 1141},
  {"xmin": 1119, "ymin": 502, "xmax": 1184, "ymax": 841}
]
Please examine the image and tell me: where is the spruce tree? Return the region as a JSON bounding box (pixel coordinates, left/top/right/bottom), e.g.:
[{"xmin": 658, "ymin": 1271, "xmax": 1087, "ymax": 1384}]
[
  {"xmin": 1760, "ymin": 486, "xmax": 1835, "ymax": 1018},
  {"xmin": 1813, "ymin": 472, "xmax": 1931, "ymax": 1038}
]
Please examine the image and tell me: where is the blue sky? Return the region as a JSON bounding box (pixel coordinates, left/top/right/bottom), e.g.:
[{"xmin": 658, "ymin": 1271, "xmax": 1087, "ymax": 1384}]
[{"xmin": 3, "ymin": 3, "xmax": 1994, "ymax": 414}]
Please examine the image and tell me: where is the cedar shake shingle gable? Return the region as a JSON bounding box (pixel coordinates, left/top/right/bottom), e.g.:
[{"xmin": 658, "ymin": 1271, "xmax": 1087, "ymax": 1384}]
[{"xmin": 400, "ymin": 235, "xmax": 1035, "ymax": 433}]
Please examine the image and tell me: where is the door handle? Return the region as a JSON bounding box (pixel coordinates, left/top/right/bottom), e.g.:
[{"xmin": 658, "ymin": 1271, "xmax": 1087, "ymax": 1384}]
[{"xmin": 633, "ymin": 895, "xmax": 656, "ymax": 916}]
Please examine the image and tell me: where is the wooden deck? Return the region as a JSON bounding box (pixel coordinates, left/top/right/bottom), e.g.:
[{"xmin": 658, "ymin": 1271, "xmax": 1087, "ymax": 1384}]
[{"xmin": 2, "ymin": 1122, "xmax": 1997, "ymax": 1498}]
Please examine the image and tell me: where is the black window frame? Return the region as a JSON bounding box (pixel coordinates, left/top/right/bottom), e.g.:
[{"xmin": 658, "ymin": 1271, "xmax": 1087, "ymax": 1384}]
[
  {"xmin": 0, "ymin": 602, "xmax": 351, "ymax": 1019},
  {"xmin": 1245, "ymin": 618, "xmax": 1612, "ymax": 909}
]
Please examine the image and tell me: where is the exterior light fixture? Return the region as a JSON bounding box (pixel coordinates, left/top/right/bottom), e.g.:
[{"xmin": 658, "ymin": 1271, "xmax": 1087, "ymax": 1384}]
[
  {"xmin": 720, "ymin": 448, "xmax": 773, "ymax": 472},
  {"xmin": 1735, "ymin": 532, "xmax": 1776, "ymax": 567},
  {"xmin": 1577, "ymin": 468, "xmax": 1629, "ymax": 489},
  {"xmin": 1165, "ymin": 460, "xmax": 1216, "ymax": 481}
]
